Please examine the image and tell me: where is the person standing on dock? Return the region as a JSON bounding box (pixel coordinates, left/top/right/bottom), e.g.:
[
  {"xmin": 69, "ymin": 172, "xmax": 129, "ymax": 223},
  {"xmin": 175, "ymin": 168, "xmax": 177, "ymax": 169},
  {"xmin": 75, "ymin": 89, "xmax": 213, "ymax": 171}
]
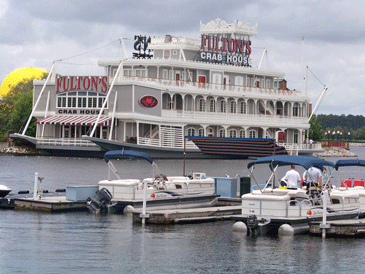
[{"xmin": 283, "ymin": 165, "xmax": 301, "ymax": 189}]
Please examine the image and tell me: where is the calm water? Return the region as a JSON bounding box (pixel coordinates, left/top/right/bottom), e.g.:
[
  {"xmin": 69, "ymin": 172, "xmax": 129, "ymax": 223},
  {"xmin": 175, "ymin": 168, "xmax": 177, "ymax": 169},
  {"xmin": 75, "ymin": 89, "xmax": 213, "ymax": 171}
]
[{"xmin": 1, "ymin": 147, "xmax": 365, "ymax": 273}]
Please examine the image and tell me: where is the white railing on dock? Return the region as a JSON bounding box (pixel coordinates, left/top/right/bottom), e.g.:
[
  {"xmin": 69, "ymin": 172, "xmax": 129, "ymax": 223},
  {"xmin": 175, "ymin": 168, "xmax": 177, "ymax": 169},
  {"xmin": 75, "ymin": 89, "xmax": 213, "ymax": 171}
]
[
  {"xmin": 138, "ymin": 137, "xmax": 198, "ymax": 149},
  {"xmin": 280, "ymin": 142, "xmax": 322, "ymax": 153}
]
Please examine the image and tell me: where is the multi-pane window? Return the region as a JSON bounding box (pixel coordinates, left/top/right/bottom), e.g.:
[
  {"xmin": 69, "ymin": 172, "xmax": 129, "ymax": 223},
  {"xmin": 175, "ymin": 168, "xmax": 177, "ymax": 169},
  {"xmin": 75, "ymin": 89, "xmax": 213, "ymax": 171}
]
[
  {"xmin": 293, "ymin": 103, "xmax": 299, "ymax": 116},
  {"xmin": 235, "ymin": 76, "xmax": 243, "ymax": 86},
  {"xmin": 162, "ymin": 69, "xmax": 169, "ymax": 80},
  {"xmin": 239, "ymin": 130, "xmax": 245, "ymax": 138},
  {"xmin": 135, "ymin": 69, "xmax": 146, "ymax": 77},
  {"xmin": 229, "ymin": 129, "xmax": 237, "ymax": 138},
  {"xmin": 219, "ymin": 129, "xmax": 225, "ymax": 137},
  {"xmin": 249, "ymin": 130, "xmax": 256, "ymax": 138},
  {"xmin": 294, "ymin": 130, "xmax": 299, "ymax": 143},
  {"xmin": 230, "ymin": 101, "xmax": 236, "ymax": 113},
  {"xmin": 123, "ymin": 69, "xmax": 132, "ymax": 76},
  {"xmin": 57, "ymin": 91, "xmax": 107, "ymax": 108},
  {"xmin": 198, "ymin": 128, "xmax": 204, "ymax": 136},
  {"xmin": 209, "ymin": 99, "xmax": 215, "ymax": 112},
  {"xmin": 198, "ymin": 98, "xmax": 205, "ymax": 112},
  {"xmin": 187, "ymin": 128, "xmax": 196, "ymax": 136},
  {"xmin": 219, "ymin": 100, "xmax": 226, "ymax": 113},
  {"xmin": 240, "ymin": 101, "xmax": 246, "ymax": 114}
]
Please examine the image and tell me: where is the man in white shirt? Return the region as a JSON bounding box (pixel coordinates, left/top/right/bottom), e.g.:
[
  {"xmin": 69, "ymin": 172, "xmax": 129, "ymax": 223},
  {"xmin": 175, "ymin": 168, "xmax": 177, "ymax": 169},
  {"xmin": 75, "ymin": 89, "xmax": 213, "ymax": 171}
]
[
  {"xmin": 283, "ymin": 165, "xmax": 301, "ymax": 189},
  {"xmin": 303, "ymin": 166, "xmax": 322, "ymax": 187}
]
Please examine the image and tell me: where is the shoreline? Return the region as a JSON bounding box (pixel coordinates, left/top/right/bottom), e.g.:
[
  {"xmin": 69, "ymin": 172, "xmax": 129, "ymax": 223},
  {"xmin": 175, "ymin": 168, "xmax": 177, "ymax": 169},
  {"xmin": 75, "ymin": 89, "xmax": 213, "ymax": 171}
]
[{"xmin": 313, "ymin": 147, "xmax": 357, "ymax": 158}]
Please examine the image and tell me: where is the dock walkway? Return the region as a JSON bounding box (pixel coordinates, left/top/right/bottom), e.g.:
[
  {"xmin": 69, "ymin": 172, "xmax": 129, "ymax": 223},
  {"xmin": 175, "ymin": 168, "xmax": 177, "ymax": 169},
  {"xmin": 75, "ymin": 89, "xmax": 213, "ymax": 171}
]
[
  {"xmin": 132, "ymin": 205, "xmax": 242, "ymax": 224},
  {"xmin": 13, "ymin": 196, "xmax": 87, "ymax": 212},
  {"xmin": 310, "ymin": 219, "xmax": 365, "ymax": 236}
]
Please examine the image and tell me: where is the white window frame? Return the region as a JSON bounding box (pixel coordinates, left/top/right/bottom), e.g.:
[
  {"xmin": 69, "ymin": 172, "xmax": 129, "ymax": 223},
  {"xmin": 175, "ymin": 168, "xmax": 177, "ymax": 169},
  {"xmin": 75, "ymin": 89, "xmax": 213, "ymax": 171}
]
[
  {"xmin": 187, "ymin": 127, "xmax": 196, "ymax": 136},
  {"xmin": 235, "ymin": 76, "xmax": 243, "ymax": 86},
  {"xmin": 219, "ymin": 129, "xmax": 225, "ymax": 137},
  {"xmin": 229, "ymin": 129, "xmax": 237, "ymax": 138}
]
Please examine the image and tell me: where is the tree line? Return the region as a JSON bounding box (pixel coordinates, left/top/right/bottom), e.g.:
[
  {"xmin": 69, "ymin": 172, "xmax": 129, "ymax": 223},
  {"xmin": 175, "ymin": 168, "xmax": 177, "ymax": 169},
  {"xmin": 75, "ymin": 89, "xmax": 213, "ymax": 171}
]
[
  {"xmin": 0, "ymin": 72, "xmax": 48, "ymax": 142},
  {"xmin": 316, "ymin": 114, "xmax": 365, "ymax": 141}
]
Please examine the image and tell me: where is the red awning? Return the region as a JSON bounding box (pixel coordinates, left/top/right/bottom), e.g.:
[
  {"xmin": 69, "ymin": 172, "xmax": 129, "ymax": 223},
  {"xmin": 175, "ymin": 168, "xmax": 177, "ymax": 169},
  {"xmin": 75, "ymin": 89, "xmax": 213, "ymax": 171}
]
[{"xmin": 36, "ymin": 116, "xmax": 113, "ymax": 126}]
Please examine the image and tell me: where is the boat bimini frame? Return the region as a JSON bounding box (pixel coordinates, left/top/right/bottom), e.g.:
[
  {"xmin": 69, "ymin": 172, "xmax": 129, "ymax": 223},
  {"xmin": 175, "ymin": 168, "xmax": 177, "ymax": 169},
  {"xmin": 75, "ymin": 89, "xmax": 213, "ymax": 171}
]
[
  {"xmin": 248, "ymin": 155, "xmax": 335, "ymax": 197},
  {"xmin": 103, "ymin": 150, "xmax": 163, "ymax": 181}
]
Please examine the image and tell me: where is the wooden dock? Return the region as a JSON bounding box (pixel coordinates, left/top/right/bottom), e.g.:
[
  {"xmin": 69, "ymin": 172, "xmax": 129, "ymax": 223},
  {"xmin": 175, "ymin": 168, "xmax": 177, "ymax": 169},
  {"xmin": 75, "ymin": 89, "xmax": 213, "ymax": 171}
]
[
  {"xmin": 13, "ymin": 196, "xmax": 87, "ymax": 212},
  {"xmin": 309, "ymin": 219, "xmax": 365, "ymax": 237},
  {"xmin": 132, "ymin": 205, "xmax": 242, "ymax": 224}
]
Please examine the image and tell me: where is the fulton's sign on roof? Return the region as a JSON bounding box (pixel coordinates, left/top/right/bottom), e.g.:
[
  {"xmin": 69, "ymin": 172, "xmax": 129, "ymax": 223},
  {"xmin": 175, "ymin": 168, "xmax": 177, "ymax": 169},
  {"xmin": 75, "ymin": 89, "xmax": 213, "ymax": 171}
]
[
  {"xmin": 56, "ymin": 76, "xmax": 108, "ymax": 93},
  {"xmin": 199, "ymin": 35, "xmax": 252, "ymax": 67}
]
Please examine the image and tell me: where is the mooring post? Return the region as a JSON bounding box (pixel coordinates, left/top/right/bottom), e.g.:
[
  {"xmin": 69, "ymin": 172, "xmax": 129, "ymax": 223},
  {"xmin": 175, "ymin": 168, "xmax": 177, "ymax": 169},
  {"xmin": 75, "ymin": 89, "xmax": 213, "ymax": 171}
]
[
  {"xmin": 140, "ymin": 180, "xmax": 150, "ymax": 225},
  {"xmin": 320, "ymin": 190, "xmax": 330, "ymax": 238},
  {"xmin": 33, "ymin": 172, "xmax": 38, "ymax": 200}
]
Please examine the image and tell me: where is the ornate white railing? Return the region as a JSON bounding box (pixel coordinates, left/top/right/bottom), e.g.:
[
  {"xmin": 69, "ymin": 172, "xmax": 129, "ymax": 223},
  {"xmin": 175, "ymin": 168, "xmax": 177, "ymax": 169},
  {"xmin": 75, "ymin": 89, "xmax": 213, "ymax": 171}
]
[
  {"xmin": 110, "ymin": 75, "xmax": 303, "ymax": 98},
  {"xmin": 161, "ymin": 110, "xmax": 308, "ymax": 124},
  {"xmin": 279, "ymin": 142, "xmax": 322, "ymax": 153},
  {"xmin": 37, "ymin": 138, "xmax": 98, "ymax": 147}
]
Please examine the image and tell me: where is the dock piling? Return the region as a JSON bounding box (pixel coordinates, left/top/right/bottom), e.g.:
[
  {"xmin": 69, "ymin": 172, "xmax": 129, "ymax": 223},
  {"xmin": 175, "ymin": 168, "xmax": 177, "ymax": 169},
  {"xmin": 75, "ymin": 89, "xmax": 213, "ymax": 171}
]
[
  {"xmin": 140, "ymin": 180, "xmax": 150, "ymax": 225},
  {"xmin": 33, "ymin": 172, "xmax": 38, "ymax": 200},
  {"xmin": 320, "ymin": 190, "xmax": 331, "ymax": 238}
]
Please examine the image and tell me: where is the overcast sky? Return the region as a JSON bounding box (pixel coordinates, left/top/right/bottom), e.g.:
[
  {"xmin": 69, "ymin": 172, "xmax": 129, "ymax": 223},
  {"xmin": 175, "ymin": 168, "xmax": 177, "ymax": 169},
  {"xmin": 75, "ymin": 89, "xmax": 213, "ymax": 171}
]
[{"xmin": 1, "ymin": 0, "xmax": 364, "ymax": 115}]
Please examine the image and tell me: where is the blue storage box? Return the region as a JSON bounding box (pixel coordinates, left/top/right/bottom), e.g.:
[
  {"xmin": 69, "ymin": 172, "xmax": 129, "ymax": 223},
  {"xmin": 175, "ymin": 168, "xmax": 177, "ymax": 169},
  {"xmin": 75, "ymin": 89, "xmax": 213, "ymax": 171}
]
[
  {"xmin": 214, "ymin": 177, "xmax": 238, "ymax": 198},
  {"xmin": 66, "ymin": 185, "xmax": 99, "ymax": 201}
]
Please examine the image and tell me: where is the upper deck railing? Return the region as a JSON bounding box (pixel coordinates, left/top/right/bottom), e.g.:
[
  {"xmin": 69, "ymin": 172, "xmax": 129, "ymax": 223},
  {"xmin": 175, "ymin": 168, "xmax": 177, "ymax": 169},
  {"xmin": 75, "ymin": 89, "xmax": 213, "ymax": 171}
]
[{"xmin": 110, "ymin": 75, "xmax": 303, "ymax": 98}]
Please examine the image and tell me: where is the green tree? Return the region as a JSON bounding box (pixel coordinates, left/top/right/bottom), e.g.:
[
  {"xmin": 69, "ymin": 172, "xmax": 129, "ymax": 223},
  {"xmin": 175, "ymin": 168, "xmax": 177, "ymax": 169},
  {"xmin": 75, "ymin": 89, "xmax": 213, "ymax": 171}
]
[
  {"xmin": 308, "ymin": 115, "xmax": 324, "ymax": 141},
  {"xmin": 0, "ymin": 72, "xmax": 48, "ymax": 138},
  {"xmin": 7, "ymin": 91, "xmax": 37, "ymax": 136},
  {"xmin": 357, "ymin": 126, "xmax": 365, "ymax": 141}
]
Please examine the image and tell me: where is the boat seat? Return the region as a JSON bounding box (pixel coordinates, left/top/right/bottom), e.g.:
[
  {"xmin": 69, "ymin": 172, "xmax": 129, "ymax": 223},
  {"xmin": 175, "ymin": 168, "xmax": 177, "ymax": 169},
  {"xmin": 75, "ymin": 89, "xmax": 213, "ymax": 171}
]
[
  {"xmin": 354, "ymin": 180, "xmax": 365, "ymax": 187},
  {"xmin": 341, "ymin": 179, "xmax": 352, "ymax": 188}
]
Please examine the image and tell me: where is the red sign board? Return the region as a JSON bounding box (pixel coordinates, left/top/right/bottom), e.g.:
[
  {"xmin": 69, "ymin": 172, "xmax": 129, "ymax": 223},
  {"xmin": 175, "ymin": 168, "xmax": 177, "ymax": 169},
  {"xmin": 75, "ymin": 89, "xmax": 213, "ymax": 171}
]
[
  {"xmin": 278, "ymin": 132, "xmax": 286, "ymax": 142},
  {"xmin": 56, "ymin": 76, "xmax": 108, "ymax": 93},
  {"xmin": 139, "ymin": 95, "xmax": 158, "ymax": 108}
]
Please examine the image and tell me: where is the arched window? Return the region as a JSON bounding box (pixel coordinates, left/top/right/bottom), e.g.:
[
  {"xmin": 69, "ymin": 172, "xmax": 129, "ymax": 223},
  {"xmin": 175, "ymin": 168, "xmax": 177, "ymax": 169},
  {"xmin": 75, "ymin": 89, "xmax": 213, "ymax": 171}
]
[
  {"xmin": 239, "ymin": 101, "xmax": 246, "ymax": 114},
  {"xmin": 162, "ymin": 93, "xmax": 171, "ymax": 109},
  {"xmin": 239, "ymin": 130, "xmax": 245, "ymax": 138},
  {"xmin": 219, "ymin": 129, "xmax": 225, "ymax": 137},
  {"xmin": 209, "ymin": 99, "xmax": 215, "ymax": 112},
  {"xmin": 198, "ymin": 128, "xmax": 204, "ymax": 137},
  {"xmin": 187, "ymin": 128, "xmax": 196, "ymax": 136},
  {"xmin": 229, "ymin": 129, "xmax": 237, "ymax": 138},
  {"xmin": 249, "ymin": 130, "xmax": 256, "ymax": 138},
  {"xmin": 207, "ymin": 127, "xmax": 214, "ymax": 137},
  {"xmin": 293, "ymin": 103, "xmax": 299, "ymax": 116},
  {"xmin": 198, "ymin": 98, "xmax": 205, "ymax": 112},
  {"xmin": 230, "ymin": 101, "xmax": 236, "ymax": 113},
  {"xmin": 219, "ymin": 99, "xmax": 226, "ymax": 113}
]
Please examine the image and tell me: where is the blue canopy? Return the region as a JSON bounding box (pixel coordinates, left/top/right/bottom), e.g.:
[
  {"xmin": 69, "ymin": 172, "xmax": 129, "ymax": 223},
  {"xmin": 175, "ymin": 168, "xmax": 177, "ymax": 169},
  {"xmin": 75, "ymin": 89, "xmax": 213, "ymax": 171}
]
[
  {"xmin": 247, "ymin": 155, "xmax": 335, "ymax": 171},
  {"xmin": 103, "ymin": 150, "xmax": 154, "ymax": 164},
  {"xmin": 334, "ymin": 159, "xmax": 365, "ymax": 170}
]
